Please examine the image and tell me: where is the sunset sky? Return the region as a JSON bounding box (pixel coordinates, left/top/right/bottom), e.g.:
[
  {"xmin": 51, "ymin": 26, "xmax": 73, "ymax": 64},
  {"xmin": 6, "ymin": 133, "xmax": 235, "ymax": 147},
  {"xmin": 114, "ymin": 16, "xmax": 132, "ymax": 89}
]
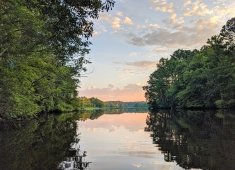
[{"xmin": 79, "ymin": 0, "xmax": 235, "ymax": 101}]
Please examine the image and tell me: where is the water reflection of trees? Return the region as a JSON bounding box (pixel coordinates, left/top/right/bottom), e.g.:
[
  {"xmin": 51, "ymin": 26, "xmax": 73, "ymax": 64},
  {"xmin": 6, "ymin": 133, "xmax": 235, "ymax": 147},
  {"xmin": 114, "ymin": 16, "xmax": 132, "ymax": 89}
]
[
  {"xmin": 145, "ymin": 110, "xmax": 235, "ymax": 170},
  {"xmin": 58, "ymin": 148, "xmax": 91, "ymax": 170},
  {"xmin": 0, "ymin": 115, "xmax": 90, "ymax": 170}
]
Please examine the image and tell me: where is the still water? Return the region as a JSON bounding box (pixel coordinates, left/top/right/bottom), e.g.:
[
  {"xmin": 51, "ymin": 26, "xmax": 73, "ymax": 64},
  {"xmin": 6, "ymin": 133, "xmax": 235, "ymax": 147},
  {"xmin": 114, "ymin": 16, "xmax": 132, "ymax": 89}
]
[
  {"xmin": 77, "ymin": 112, "xmax": 183, "ymax": 170},
  {"xmin": 0, "ymin": 109, "xmax": 234, "ymax": 170}
]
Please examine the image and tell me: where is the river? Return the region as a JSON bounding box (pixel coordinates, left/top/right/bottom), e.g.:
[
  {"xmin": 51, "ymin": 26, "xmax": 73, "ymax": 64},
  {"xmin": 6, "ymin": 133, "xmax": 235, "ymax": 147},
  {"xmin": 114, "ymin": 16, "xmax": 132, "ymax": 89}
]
[{"xmin": 0, "ymin": 109, "xmax": 234, "ymax": 170}]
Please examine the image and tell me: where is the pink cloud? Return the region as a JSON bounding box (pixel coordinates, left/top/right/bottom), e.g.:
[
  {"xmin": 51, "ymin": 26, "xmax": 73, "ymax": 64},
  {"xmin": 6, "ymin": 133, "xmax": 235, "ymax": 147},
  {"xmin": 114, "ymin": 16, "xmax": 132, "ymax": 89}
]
[{"xmin": 79, "ymin": 84, "xmax": 146, "ymax": 102}]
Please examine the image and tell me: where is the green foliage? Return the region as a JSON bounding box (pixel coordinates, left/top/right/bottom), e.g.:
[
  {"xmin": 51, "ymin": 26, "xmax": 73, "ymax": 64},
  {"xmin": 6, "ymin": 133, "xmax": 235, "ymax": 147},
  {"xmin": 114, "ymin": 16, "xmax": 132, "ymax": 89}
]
[
  {"xmin": 215, "ymin": 100, "xmax": 227, "ymax": 109},
  {"xmin": 74, "ymin": 97, "xmax": 105, "ymax": 110},
  {"xmin": 0, "ymin": 0, "xmax": 114, "ymax": 118},
  {"xmin": 144, "ymin": 18, "xmax": 235, "ymax": 109},
  {"xmin": 104, "ymin": 101, "xmax": 148, "ymax": 108}
]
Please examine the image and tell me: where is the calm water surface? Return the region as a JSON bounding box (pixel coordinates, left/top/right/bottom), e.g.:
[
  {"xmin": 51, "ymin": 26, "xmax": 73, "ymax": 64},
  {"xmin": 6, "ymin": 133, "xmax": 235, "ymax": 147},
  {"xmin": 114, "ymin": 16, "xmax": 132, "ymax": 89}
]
[
  {"xmin": 0, "ymin": 109, "xmax": 234, "ymax": 170},
  {"xmin": 77, "ymin": 113, "xmax": 184, "ymax": 170}
]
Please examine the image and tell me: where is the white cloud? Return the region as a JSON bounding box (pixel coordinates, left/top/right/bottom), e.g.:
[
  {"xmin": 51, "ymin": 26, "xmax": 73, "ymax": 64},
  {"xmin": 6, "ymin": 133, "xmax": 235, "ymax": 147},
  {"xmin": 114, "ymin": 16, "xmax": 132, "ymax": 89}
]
[
  {"xmin": 213, "ymin": 3, "xmax": 235, "ymax": 20},
  {"xmin": 114, "ymin": 60, "xmax": 158, "ymax": 69},
  {"xmin": 127, "ymin": 18, "xmax": 220, "ymax": 49},
  {"xmin": 169, "ymin": 13, "xmax": 184, "ymax": 28},
  {"xmin": 183, "ymin": 0, "xmax": 212, "ymax": 16},
  {"xmin": 124, "ymin": 17, "xmax": 133, "ymax": 25},
  {"xmin": 151, "ymin": 0, "xmax": 174, "ymax": 13},
  {"xmin": 122, "ymin": 0, "xmax": 235, "ymax": 51},
  {"xmin": 112, "ymin": 17, "xmax": 121, "ymax": 29},
  {"xmin": 99, "ymin": 13, "xmax": 134, "ymax": 31},
  {"xmin": 152, "ymin": 46, "xmax": 172, "ymax": 54},
  {"xmin": 128, "ymin": 52, "xmax": 139, "ymax": 57},
  {"xmin": 183, "ymin": 0, "xmax": 191, "ymax": 7},
  {"xmin": 117, "ymin": 11, "xmax": 123, "ymax": 17},
  {"xmin": 132, "ymin": 163, "xmax": 143, "ymax": 168}
]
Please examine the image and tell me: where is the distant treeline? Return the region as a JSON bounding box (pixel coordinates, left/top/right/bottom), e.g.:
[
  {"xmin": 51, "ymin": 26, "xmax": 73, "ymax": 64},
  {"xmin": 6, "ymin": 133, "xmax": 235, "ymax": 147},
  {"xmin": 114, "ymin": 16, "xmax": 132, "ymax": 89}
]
[
  {"xmin": 104, "ymin": 101, "xmax": 148, "ymax": 108},
  {"xmin": 144, "ymin": 18, "xmax": 235, "ymax": 109},
  {"xmin": 76, "ymin": 97, "xmax": 148, "ymax": 110}
]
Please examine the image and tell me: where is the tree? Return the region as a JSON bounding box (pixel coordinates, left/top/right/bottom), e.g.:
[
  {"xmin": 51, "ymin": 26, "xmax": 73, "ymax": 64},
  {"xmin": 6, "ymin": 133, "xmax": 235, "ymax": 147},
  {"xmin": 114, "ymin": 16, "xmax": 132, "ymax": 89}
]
[
  {"xmin": 0, "ymin": 0, "xmax": 115, "ymax": 118},
  {"xmin": 144, "ymin": 18, "xmax": 235, "ymax": 109}
]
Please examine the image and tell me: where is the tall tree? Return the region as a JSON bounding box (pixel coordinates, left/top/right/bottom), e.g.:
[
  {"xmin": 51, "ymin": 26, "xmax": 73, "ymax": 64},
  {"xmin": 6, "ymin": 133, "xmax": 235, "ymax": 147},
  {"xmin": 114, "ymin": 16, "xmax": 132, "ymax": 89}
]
[{"xmin": 0, "ymin": 0, "xmax": 115, "ymax": 118}]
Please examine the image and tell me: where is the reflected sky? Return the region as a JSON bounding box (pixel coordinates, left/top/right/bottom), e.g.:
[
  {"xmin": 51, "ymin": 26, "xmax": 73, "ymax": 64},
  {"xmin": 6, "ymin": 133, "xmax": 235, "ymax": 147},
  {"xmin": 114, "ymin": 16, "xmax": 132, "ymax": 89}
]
[{"xmin": 76, "ymin": 113, "xmax": 184, "ymax": 170}]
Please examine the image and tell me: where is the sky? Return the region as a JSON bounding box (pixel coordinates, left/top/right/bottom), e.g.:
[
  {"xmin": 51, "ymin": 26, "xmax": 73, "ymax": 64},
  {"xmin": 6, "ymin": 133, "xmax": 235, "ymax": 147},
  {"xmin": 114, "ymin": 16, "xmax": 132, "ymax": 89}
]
[{"xmin": 78, "ymin": 0, "xmax": 235, "ymax": 102}]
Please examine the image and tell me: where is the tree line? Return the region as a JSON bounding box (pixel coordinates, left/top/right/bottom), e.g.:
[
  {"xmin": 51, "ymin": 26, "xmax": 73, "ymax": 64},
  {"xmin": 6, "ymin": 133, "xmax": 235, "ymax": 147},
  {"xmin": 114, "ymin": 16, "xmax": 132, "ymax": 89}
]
[
  {"xmin": 0, "ymin": 0, "xmax": 114, "ymax": 118},
  {"xmin": 105, "ymin": 101, "xmax": 148, "ymax": 108},
  {"xmin": 144, "ymin": 18, "xmax": 235, "ymax": 109},
  {"xmin": 74, "ymin": 98, "xmax": 148, "ymax": 110}
]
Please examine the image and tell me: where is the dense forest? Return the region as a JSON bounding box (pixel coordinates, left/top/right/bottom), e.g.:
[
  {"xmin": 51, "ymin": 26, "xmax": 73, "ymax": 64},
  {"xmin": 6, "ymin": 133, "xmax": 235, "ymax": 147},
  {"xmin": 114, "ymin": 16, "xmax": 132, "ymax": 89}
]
[
  {"xmin": 104, "ymin": 101, "xmax": 148, "ymax": 108},
  {"xmin": 144, "ymin": 18, "xmax": 235, "ymax": 109},
  {"xmin": 0, "ymin": 0, "xmax": 114, "ymax": 119}
]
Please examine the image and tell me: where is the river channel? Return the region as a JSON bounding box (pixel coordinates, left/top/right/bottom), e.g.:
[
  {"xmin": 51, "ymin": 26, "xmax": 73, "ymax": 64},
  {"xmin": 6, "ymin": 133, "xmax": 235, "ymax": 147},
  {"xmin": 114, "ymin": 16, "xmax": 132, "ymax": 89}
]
[{"xmin": 0, "ymin": 109, "xmax": 234, "ymax": 170}]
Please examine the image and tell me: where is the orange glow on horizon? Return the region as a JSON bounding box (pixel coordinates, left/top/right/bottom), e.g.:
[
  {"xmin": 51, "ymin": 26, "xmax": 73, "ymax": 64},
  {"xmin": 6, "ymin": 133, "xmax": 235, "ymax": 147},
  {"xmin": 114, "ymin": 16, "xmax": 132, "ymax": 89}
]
[
  {"xmin": 79, "ymin": 84, "xmax": 146, "ymax": 102},
  {"xmin": 80, "ymin": 92, "xmax": 146, "ymax": 102}
]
